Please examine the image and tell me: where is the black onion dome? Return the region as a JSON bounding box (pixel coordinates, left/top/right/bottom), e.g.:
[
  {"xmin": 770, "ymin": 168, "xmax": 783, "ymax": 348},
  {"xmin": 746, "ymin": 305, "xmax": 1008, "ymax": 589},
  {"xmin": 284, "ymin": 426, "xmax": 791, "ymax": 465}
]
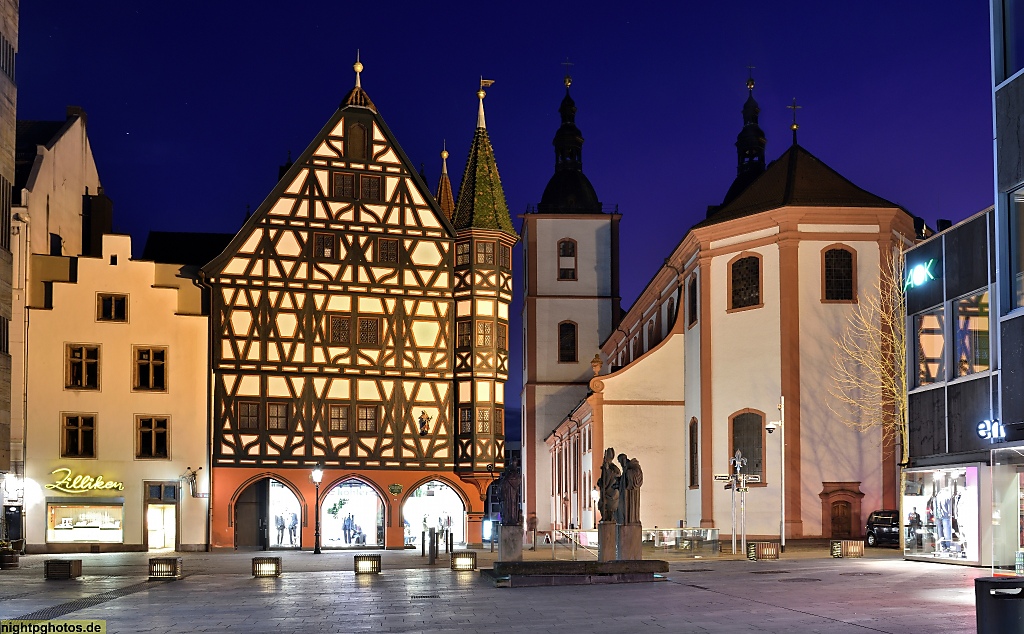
[{"xmin": 537, "ymin": 87, "xmax": 602, "ymax": 213}]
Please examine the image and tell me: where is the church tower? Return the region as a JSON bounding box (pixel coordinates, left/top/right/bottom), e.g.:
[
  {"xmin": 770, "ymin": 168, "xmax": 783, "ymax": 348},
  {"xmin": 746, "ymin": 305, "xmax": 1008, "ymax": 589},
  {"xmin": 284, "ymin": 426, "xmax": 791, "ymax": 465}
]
[
  {"xmin": 521, "ymin": 73, "xmax": 620, "ymax": 530},
  {"xmin": 450, "ymin": 81, "xmax": 519, "ymax": 502},
  {"xmin": 718, "ymin": 74, "xmax": 767, "ymax": 209}
]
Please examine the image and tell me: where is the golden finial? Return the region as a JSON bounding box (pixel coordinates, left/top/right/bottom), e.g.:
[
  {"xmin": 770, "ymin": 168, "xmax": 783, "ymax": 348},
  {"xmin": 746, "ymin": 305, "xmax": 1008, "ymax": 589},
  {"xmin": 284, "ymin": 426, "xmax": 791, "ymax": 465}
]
[
  {"xmin": 562, "ymin": 57, "xmax": 574, "ymax": 88},
  {"xmin": 746, "ymin": 65, "xmax": 755, "ymax": 91},
  {"xmin": 354, "ymin": 50, "xmax": 363, "ymax": 88},
  {"xmin": 477, "ymin": 78, "xmax": 494, "ymax": 129},
  {"xmin": 441, "ymin": 149, "xmax": 449, "ymax": 160}
]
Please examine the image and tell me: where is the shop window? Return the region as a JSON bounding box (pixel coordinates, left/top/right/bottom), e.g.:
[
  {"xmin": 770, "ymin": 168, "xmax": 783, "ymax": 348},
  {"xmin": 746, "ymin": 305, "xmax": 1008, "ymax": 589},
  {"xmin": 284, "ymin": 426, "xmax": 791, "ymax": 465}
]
[
  {"xmin": 558, "ymin": 321, "xmax": 577, "ymax": 363},
  {"xmin": 329, "ymin": 314, "xmax": 351, "ymax": 345},
  {"xmin": 357, "ymin": 405, "xmax": 378, "ymax": 433},
  {"xmin": 558, "ymin": 239, "xmax": 577, "ymax": 280},
  {"xmin": 97, "ymin": 293, "xmax": 127, "ymax": 322},
  {"xmin": 62, "ymin": 414, "xmax": 95, "ymax": 458},
  {"xmin": 377, "ymin": 237, "xmax": 398, "ymax": 263},
  {"xmin": 498, "ymin": 323, "xmax": 508, "ymax": 351},
  {"xmin": 333, "ymin": 172, "xmax": 355, "ymax": 198},
  {"xmin": 477, "ymin": 241, "xmax": 495, "ymax": 265},
  {"xmin": 134, "ymin": 347, "xmax": 166, "ymax": 391},
  {"xmin": 823, "ymin": 247, "xmax": 856, "ymax": 301},
  {"xmin": 477, "ymin": 408, "xmax": 491, "ymax": 434},
  {"xmin": 360, "ymin": 175, "xmax": 381, "ymax": 201},
  {"xmin": 328, "ymin": 404, "xmax": 349, "ymax": 432},
  {"xmin": 688, "ymin": 276, "xmax": 698, "ymax": 326},
  {"xmin": 476, "ymin": 321, "xmax": 493, "ymax": 347},
  {"xmin": 47, "ymin": 503, "xmax": 123, "ymax": 544},
  {"xmin": 689, "ymin": 418, "xmax": 699, "ymax": 487},
  {"xmin": 500, "ymin": 244, "xmax": 512, "ymax": 269},
  {"xmin": 358, "ymin": 317, "xmax": 380, "ymax": 346},
  {"xmin": 238, "ymin": 401, "xmax": 259, "ymax": 430},
  {"xmin": 730, "ymin": 255, "xmax": 761, "ymax": 310},
  {"xmin": 902, "ymin": 467, "xmax": 978, "ymax": 562},
  {"xmin": 137, "ymin": 416, "xmax": 169, "ymax": 459},
  {"xmin": 730, "ymin": 411, "xmax": 764, "ymax": 481},
  {"xmin": 954, "ymin": 290, "xmax": 990, "ymax": 377},
  {"xmin": 456, "ymin": 320, "xmax": 472, "ymax": 349},
  {"xmin": 348, "ymin": 123, "xmax": 367, "ymax": 160},
  {"xmin": 267, "ymin": 403, "xmax": 289, "ymax": 431},
  {"xmin": 66, "ymin": 344, "xmax": 99, "ymax": 390},
  {"xmin": 459, "ymin": 407, "xmax": 472, "ymax": 434},
  {"xmin": 456, "ymin": 242, "xmax": 470, "ymax": 266},
  {"xmin": 314, "ymin": 233, "xmax": 336, "ymax": 259},
  {"xmin": 914, "ymin": 307, "xmax": 946, "ymax": 386}
]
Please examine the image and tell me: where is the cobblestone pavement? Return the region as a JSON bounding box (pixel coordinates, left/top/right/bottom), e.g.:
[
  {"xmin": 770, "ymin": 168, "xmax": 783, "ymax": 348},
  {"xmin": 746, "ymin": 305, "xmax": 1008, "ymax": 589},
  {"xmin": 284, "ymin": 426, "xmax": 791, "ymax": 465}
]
[{"xmin": 0, "ymin": 545, "xmax": 987, "ymax": 633}]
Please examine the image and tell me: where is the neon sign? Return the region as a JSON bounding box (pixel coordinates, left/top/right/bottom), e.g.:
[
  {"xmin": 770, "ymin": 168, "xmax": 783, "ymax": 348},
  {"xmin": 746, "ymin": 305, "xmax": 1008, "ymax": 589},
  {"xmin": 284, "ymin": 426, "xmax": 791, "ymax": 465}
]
[
  {"xmin": 977, "ymin": 420, "xmax": 1005, "ymax": 443},
  {"xmin": 45, "ymin": 468, "xmax": 125, "ymax": 494},
  {"xmin": 904, "ymin": 259, "xmax": 937, "ymax": 290}
]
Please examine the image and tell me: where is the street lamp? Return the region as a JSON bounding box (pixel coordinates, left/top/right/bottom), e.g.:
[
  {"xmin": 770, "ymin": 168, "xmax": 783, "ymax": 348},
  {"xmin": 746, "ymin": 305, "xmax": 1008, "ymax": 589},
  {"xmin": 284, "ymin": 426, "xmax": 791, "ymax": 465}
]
[
  {"xmin": 311, "ymin": 463, "xmax": 324, "ymax": 555},
  {"xmin": 767, "ymin": 396, "xmax": 785, "ymax": 553}
]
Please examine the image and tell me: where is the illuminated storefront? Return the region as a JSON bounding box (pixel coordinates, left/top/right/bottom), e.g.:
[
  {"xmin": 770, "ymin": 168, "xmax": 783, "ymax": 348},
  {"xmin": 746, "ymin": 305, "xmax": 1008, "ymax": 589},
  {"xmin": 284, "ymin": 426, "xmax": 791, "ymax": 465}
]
[{"xmin": 902, "ymin": 466, "xmax": 981, "ymax": 564}]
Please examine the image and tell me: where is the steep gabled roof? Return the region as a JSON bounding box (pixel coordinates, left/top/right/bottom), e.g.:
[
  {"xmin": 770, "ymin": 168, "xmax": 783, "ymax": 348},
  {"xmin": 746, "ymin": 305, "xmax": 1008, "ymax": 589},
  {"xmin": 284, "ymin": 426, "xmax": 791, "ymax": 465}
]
[
  {"xmin": 435, "ymin": 148, "xmax": 456, "ymax": 221},
  {"xmin": 697, "ymin": 144, "xmax": 901, "ymax": 228},
  {"xmin": 15, "ymin": 117, "xmax": 78, "ymax": 203}
]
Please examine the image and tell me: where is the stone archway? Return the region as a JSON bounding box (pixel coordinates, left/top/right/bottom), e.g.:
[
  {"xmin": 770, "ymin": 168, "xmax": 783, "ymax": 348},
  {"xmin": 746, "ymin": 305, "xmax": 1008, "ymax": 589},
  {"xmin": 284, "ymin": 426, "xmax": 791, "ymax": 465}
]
[{"xmin": 819, "ymin": 482, "xmax": 865, "ymax": 539}]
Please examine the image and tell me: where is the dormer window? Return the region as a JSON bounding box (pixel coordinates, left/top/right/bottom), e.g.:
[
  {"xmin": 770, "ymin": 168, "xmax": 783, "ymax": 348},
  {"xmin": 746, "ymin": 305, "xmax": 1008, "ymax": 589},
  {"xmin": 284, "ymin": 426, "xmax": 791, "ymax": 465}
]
[{"xmin": 558, "ymin": 239, "xmax": 577, "ymax": 280}]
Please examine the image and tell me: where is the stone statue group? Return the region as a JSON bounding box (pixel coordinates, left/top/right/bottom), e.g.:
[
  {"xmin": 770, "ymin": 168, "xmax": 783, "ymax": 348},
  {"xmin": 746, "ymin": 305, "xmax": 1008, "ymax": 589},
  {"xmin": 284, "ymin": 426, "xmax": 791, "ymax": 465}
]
[{"xmin": 597, "ymin": 448, "xmax": 643, "ymax": 525}]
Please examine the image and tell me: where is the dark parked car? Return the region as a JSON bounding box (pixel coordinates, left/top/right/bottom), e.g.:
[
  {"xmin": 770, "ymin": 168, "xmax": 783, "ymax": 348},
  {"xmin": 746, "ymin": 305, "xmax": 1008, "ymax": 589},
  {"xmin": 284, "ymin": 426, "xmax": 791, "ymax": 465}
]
[{"xmin": 864, "ymin": 509, "xmax": 900, "ymax": 547}]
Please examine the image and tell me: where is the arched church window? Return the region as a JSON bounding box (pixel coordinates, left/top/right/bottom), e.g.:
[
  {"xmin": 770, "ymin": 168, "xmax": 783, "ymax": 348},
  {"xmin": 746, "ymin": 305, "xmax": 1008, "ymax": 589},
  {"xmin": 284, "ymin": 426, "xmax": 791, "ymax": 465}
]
[
  {"xmin": 557, "ymin": 239, "xmax": 577, "ymax": 280},
  {"xmin": 823, "ymin": 246, "xmax": 856, "ymax": 302},
  {"xmin": 688, "ymin": 276, "xmax": 698, "ymax": 326},
  {"xmin": 730, "ymin": 410, "xmax": 765, "ymax": 481},
  {"xmin": 689, "ymin": 418, "xmax": 699, "ymax": 487},
  {"xmin": 730, "ymin": 255, "xmax": 761, "ymax": 310},
  {"xmin": 348, "ymin": 123, "xmax": 367, "ymax": 160},
  {"xmin": 558, "ymin": 321, "xmax": 578, "ymax": 363}
]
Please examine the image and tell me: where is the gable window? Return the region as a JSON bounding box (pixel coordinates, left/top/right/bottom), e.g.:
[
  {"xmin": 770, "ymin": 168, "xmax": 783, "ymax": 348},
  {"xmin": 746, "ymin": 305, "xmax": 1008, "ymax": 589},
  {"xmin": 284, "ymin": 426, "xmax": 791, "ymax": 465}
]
[
  {"xmin": 915, "ymin": 306, "xmax": 946, "ymax": 386},
  {"xmin": 360, "ymin": 175, "xmax": 381, "ymax": 201},
  {"xmin": 730, "ymin": 255, "xmax": 761, "ymax": 310},
  {"xmin": 97, "ymin": 293, "xmax": 127, "ymax": 322},
  {"xmin": 689, "ymin": 418, "xmax": 699, "ymax": 487},
  {"xmin": 329, "ymin": 314, "xmax": 351, "ymax": 345},
  {"xmin": 497, "ymin": 323, "xmax": 508, "ymax": 351},
  {"xmin": 558, "ymin": 239, "xmax": 577, "ymax": 280},
  {"xmin": 357, "ymin": 405, "xmax": 378, "ymax": 433},
  {"xmin": 62, "ymin": 414, "xmax": 95, "ymax": 458},
  {"xmin": 688, "ymin": 276, "xmax": 698, "ymax": 326},
  {"xmin": 333, "ymin": 172, "xmax": 355, "ymax": 198},
  {"xmin": 558, "ymin": 321, "xmax": 577, "ymax": 363},
  {"xmin": 66, "ymin": 344, "xmax": 99, "ymax": 390},
  {"xmin": 137, "ymin": 416, "xmax": 169, "ymax": 459},
  {"xmin": 358, "ymin": 317, "xmax": 380, "ymax": 346},
  {"xmin": 477, "ymin": 408, "xmax": 491, "ymax": 434},
  {"xmin": 378, "ymin": 237, "xmax": 399, "ymax": 263},
  {"xmin": 238, "ymin": 401, "xmax": 259, "ymax": 430},
  {"xmin": 314, "ymin": 233, "xmax": 336, "ymax": 259},
  {"xmin": 954, "ymin": 290, "xmax": 990, "ymax": 377},
  {"xmin": 823, "ymin": 246, "xmax": 856, "ymax": 302},
  {"xmin": 133, "ymin": 347, "xmax": 166, "ymax": 391},
  {"xmin": 500, "ymin": 245, "xmax": 512, "ymax": 269},
  {"xmin": 348, "ymin": 123, "xmax": 367, "ymax": 160},
  {"xmin": 730, "ymin": 411, "xmax": 764, "ymax": 481},
  {"xmin": 267, "ymin": 403, "xmax": 289, "ymax": 431},
  {"xmin": 459, "ymin": 408, "xmax": 472, "ymax": 434},
  {"xmin": 329, "ymin": 404, "xmax": 349, "ymax": 432},
  {"xmin": 476, "ymin": 321, "xmax": 493, "ymax": 346},
  {"xmin": 477, "ymin": 241, "xmax": 495, "ymax": 265}
]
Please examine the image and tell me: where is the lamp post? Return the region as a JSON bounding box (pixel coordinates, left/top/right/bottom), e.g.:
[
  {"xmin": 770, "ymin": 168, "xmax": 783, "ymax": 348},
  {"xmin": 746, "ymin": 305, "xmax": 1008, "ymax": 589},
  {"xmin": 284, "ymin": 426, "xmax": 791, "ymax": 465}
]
[
  {"xmin": 311, "ymin": 463, "xmax": 323, "ymax": 554},
  {"xmin": 767, "ymin": 396, "xmax": 785, "ymax": 553}
]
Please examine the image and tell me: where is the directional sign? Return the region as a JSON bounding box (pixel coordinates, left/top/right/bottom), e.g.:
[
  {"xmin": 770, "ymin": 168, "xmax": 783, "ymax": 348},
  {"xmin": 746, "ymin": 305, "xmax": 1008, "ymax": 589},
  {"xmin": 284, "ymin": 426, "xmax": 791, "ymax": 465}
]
[
  {"xmin": 714, "ymin": 474, "xmax": 731, "ymax": 481},
  {"xmin": 738, "ymin": 487, "xmax": 749, "ymax": 493},
  {"xmin": 745, "ymin": 475, "xmax": 761, "ymax": 483}
]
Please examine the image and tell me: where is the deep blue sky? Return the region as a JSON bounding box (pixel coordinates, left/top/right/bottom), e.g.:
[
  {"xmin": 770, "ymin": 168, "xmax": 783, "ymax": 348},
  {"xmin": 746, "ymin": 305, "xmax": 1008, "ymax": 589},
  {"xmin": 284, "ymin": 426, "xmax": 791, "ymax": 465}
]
[{"xmin": 19, "ymin": 2, "xmax": 995, "ymax": 432}]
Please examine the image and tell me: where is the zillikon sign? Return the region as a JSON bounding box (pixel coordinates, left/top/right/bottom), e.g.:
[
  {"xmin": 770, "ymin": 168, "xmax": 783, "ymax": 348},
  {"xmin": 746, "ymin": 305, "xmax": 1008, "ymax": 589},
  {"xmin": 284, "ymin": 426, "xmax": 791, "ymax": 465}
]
[{"xmin": 45, "ymin": 468, "xmax": 125, "ymax": 494}]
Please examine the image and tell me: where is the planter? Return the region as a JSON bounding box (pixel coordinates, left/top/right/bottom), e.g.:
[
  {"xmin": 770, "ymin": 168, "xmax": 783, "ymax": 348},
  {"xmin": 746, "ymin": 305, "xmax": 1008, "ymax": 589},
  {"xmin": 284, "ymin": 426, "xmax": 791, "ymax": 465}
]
[{"xmin": 0, "ymin": 550, "xmax": 19, "ymax": 570}]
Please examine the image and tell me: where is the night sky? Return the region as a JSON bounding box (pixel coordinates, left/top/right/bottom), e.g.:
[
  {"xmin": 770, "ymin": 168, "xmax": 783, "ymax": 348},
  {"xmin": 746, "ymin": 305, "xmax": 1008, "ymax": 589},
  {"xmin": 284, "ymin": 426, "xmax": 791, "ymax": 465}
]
[{"xmin": 18, "ymin": 2, "xmax": 994, "ymax": 434}]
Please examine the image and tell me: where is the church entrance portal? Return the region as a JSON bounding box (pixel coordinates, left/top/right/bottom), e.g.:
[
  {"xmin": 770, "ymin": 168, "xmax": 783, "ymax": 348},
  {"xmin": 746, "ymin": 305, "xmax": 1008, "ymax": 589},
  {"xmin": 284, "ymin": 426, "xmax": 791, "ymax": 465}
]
[
  {"xmin": 320, "ymin": 480, "xmax": 385, "ymax": 548},
  {"xmin": 234, "ymin": 478, "xmax": 301, "ymax": 550},
  {"xmin": 403, "ymin": 481, "xmax": 467, "ymax": 547}
]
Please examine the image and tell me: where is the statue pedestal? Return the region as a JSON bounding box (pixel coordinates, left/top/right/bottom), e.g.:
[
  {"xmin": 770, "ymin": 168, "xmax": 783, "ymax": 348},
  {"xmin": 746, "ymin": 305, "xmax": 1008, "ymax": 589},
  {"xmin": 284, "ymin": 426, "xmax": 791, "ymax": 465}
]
[
  {"xmin": 498, "ymin": 525, "xmax": 523, "ymax": 562},
  {"xmin": 617, "ymin": 523, "xmax": 642, "ymax": 560},
  {"xmin": 598, "ymin": 521, "xmax": 617, "ymax": 561}
]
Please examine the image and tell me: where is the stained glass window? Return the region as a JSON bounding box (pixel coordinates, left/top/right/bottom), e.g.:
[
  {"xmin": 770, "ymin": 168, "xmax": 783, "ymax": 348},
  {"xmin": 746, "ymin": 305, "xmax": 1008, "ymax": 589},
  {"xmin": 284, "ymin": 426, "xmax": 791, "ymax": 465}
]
[
  {"xmin": 333, "ymin": 173, "xmax": 355, "ymax": 198},
  {"xmin": 330, "ymin": 315, "xmax": 350, "ymax": 344},
  {"xmin": 476, "ymin": 321, "xmax": 493, "ymax": 346},
  {"xmin": 358, "ymin": 317, "xmax": 379, "ymax": 345},
  {"xmin": 329, "ymin": 404, "xmax": 349, "ymax": 432},
  {"xmin": 357, "ymin": 406, "xmax": 377, "ymax": 432},
  {"xmin": 360, "ymin": 175, "xmax": 381, "ymax": 201},
  {"xmin": 378, "ymin": 238, "xmax": 398, "ymax": 263},
  {"xmin": 456, "ymin": 242, "xmax": 470, "ymax": 266},
  {"xmin": 477, "ymin": 408, "xmax": 491, "ymax": 434},
  {"xmin": 477, "ymin": 241, "xmax": 495, "ymax": 265}
]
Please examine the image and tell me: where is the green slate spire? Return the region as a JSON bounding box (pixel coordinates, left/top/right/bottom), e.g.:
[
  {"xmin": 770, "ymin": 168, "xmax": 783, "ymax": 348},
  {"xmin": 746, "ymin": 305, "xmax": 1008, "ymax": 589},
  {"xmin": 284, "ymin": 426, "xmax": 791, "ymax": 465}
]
[{"xmin": 452, "ymin": 80, "xmax": 517, "ymax": 236}]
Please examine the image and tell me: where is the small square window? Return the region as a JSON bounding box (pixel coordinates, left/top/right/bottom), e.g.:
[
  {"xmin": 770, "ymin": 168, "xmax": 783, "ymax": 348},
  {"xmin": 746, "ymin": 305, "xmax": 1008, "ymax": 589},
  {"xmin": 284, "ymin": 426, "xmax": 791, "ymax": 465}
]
[
  {"xmin": 314, "ymin": 233, "xmax": 336, "ymax": 259},
  {"xmin": 495, "ymin": 409, "xmax": 504, "ymax": 435},
  {"xmin": 134, "ymin": 347, "xmax": 166, "ymax": 391},
  {"xmin": 476, "ymin": 321, "xmax": 493, "ymax": 346},
  {"xmin": 333, "ymin": 172, "xmax": 355, "ymax": 198},
  {"xmin": 476, "ymin": 408, "xmax": 491, "ymax": 434},
  {"xmin": 66, "ymin": 345, "xmax": 100, "ymax": 390},
  {"xmin": 476, "ymin": 241, "xmax": 494, "ymax": 265},
  {"xmin": 456, "ymin": 243, "xmax": 470, "ymax": 266},
  {"xmin": 360, "ymin": 175, "xmax": 381, "ymax": 201},
  {"xmin": 329, "ymin": 315, "xmax": 350, "ymax": 345},
  {"xmin": 457, "ymin": 320, "xmax": 472, "ymax": 349},
  {"xmin": 267, "ymin": 403, "xmax": 289, "ymax": 431},
  {"xmin": 137, "ymin": 416, "xmax": 169, "ymax": 459},
  {"xmin": 238, "ymin": 401, "xmax": 259, "ymax": 430},
  {"xmin": 500, "ymin": 245, "xmax": 511, "ymax": 269},
  {"xmin": 62, "ymin": 414, "xmax": 95, "ymax": 458},
  {"xmin": 459, "ymin": 408, "xmax": 472, "ymax": 434},
  {"xmin": 378, "ymin": 238, "xmax": 399, "ymax": 263},
  {"xmin": 558, "ymin": 268, "xmax": 577, "ymax": 281},
  {"xmin": 329, "ymin": 404, "xmax": 349, "ymax": 432},
  {"xmin": 359, "ymin": 317, "xmax": 380, "ymax": 345},
  {"xmin": 97, "ymin": 294, "xmax": 127, "ymax": 322},
  {"xmin": 357, "ymin": 405, "xmax": 378, "ymax": 432},
  {"xmin": 497, "ymin": 323, "xmax": 508, "ymax": 351}
]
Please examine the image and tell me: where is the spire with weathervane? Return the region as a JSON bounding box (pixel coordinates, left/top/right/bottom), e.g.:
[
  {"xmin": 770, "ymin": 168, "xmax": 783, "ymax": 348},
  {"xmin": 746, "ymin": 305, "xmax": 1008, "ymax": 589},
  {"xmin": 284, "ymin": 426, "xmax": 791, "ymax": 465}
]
[
  {"xmin": 435, "ymin": 143, "xmax": 456, "ymax": 221},
  {"xmin": 718, "ymin": 69, "xmax": 768, "ymax": 209},
  {"xmin": 341, "ymin": 51, "xmax": 377, "ymax": 112}
]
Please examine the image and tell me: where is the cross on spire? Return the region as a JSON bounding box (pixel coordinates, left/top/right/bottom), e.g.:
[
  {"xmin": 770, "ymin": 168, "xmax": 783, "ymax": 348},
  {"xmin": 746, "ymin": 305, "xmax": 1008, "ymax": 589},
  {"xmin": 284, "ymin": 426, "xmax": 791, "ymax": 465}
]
[
  {"xmin": 746, "ymin": 65, "xmax": 755, "ymax": 91},
  {"xmin": 787, "ymin": 98, "xmax": 802, "ymax": 145},
  {"xmin": 562, "ymin": 57, "xmax": 574, "ymax": 88}
]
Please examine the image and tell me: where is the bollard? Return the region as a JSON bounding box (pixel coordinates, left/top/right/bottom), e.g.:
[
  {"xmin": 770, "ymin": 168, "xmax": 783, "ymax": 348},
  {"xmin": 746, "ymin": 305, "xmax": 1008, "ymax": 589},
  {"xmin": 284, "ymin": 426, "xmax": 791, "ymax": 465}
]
[
  {"xmin": 428, "ymin": 527, "xmax": 436, "ymax": 565},
  {"xmin": 975, "ymin": 577, "xmax": 1024, "ymax": 633},
  {"xmin": 421, "ymin": 531, "xmax": 426, "ymax": 557},
  {"xmin": 448, "ymin": 532, "xmax": 453, "ymax": 554}
]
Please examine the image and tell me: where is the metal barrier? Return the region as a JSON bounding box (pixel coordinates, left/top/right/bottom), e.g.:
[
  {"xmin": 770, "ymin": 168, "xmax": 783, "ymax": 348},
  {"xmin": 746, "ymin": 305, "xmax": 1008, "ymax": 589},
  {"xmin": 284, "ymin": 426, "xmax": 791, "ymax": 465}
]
[
  {"xmin": 149, "ymin": 556, "xmax": 183, "ymax": 579},
  {"xmin": 746, "ymin": 541, "xmax": 780, "ymax": 561},
  {"xmin": 450, "ymin": 550, "xmax": 476, "ymax": 570},
  {"xmin": 354, "ymin": 553, "xmax": 382, "ymax": 574},
  {"xmin": 251, "ymin": 556, "xmax": 282, "ymax": 577},
  {"xmin": 975, "ymin": 577, "xmax": 1024, "ymax": 633},
  {"xmin": 830, "ymin": 540, "xmax": 863, "ymax": 558}
]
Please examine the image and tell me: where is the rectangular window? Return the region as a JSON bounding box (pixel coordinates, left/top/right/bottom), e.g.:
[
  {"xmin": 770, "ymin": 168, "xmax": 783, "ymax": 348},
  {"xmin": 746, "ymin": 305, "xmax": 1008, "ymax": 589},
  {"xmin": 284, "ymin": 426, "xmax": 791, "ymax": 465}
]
[
  {"xmin": 66, "ymin": 344, "xmax": 99, "ymax": 390},
  {"xmin": 495, "ymin": 409, "xmax": 504, "ymax": 435},
  {"xmin": 238, "ymin": 401, "xmax": 259, "ymax": 430},
  {"xmin": 497, "ymin": 323, "xmax": 508, "ymax": 351},
  {"xmin": 688, "ymin": 276, "xmax": 698, "ymax": 326},
  {"xmin": 477, "ymin": 408, "xmax": 491, "ymax": 434},
  {"xmin": 333, "ymin": 172, "xmax": 355, "ymax": 198},
  {"xmin": 97, "ymin": 294, "xmax": 127, "ymax": 322},
  {"xmin": 457, "ymin": 320, "xmax": 472, "ymax": 348},
  {"xmin": 915, "ymin": 307, "xmax": 946, "ymax": 386},
  {"xmin": 328, "ymin": 404, "xmax": 349, "ymax": 432},
  {"xmin": 558, "ymin": 267, "xmax": 577, "ymax": 281},
  {"xmin": 357, "ymin": 405, "xmax": 377, "ymax": 432},
  {"xmin": 378, "ymin": 237, "xmax": 399, "ymax": 263},
  {"xmin": 476, "ymin": 241, "xmax": 494, "ymax": 265},
  {"xmin": 360, "ymin": 175, "xmax": 381, "ymax": 201},
  {"xmin": 500, "ymin": 245, "xmax": 511, "ymax": 269},
  {"xmin": 134, "ymin": 347, "xmax": 166, "ymax": 391},
  {"xmin": 62, "ymin": 414, "xmax": 95, "ymax": 458},
  {"xmin": 476, "ymin": 321, "xmax": 492, "ymax": 346},
  {"xmin": 456, "ymin": 242, "xmax": 470, "ymax": 266},
  {"xmin": 329, "ymin": 314, "xmax": 351, "ymax": 344},
  {"xmin": 314, "ymin": 233, "xmax": 336, "ymax": 259},
  {"xmin": 137, "ymin": 416, "xmax": 169, "ymax": 459},
  {"xmin": 1011, "ymin": 193, "xmax": 1024, "ymax": 310},
  {"xmin": 267, "ymin": 403, "xmax": 289, "ymax": 431},
  {"xmin": 358, "ymin": 317, "xmax": 380, "ymax": 345},
  {"xmin": 954, "ymin": 290, "xmax": 990, "ymax": 377},
  {"xmin": 459, "ymin": 408, "xmax": 472, "ymax": 434}
]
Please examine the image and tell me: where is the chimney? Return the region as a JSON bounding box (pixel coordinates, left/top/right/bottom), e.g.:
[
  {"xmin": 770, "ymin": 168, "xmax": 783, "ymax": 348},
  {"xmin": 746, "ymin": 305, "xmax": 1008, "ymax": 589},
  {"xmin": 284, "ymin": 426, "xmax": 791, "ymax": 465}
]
[
  {"xmin": 936, "ymin": 218, "xmax": 953, "ymax": 233},
  {"xmin": 913, "ymin": 216, "xmax": 926, "ymax": 239}
]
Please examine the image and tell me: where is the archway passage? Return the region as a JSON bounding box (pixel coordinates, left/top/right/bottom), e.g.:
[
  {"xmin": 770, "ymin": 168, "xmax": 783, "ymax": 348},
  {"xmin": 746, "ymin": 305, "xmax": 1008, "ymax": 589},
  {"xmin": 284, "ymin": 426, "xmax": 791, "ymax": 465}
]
[
  {"xmin": 320, "ymin": 480, "xmax": 385, "ymax": 548},
  {"xmin": 403, "ymin": 480, "xmax": 467, "ymax": 547},
  {"xmin": 234, "ymin": 478, "xmax": 301, "ymax": 550}
]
